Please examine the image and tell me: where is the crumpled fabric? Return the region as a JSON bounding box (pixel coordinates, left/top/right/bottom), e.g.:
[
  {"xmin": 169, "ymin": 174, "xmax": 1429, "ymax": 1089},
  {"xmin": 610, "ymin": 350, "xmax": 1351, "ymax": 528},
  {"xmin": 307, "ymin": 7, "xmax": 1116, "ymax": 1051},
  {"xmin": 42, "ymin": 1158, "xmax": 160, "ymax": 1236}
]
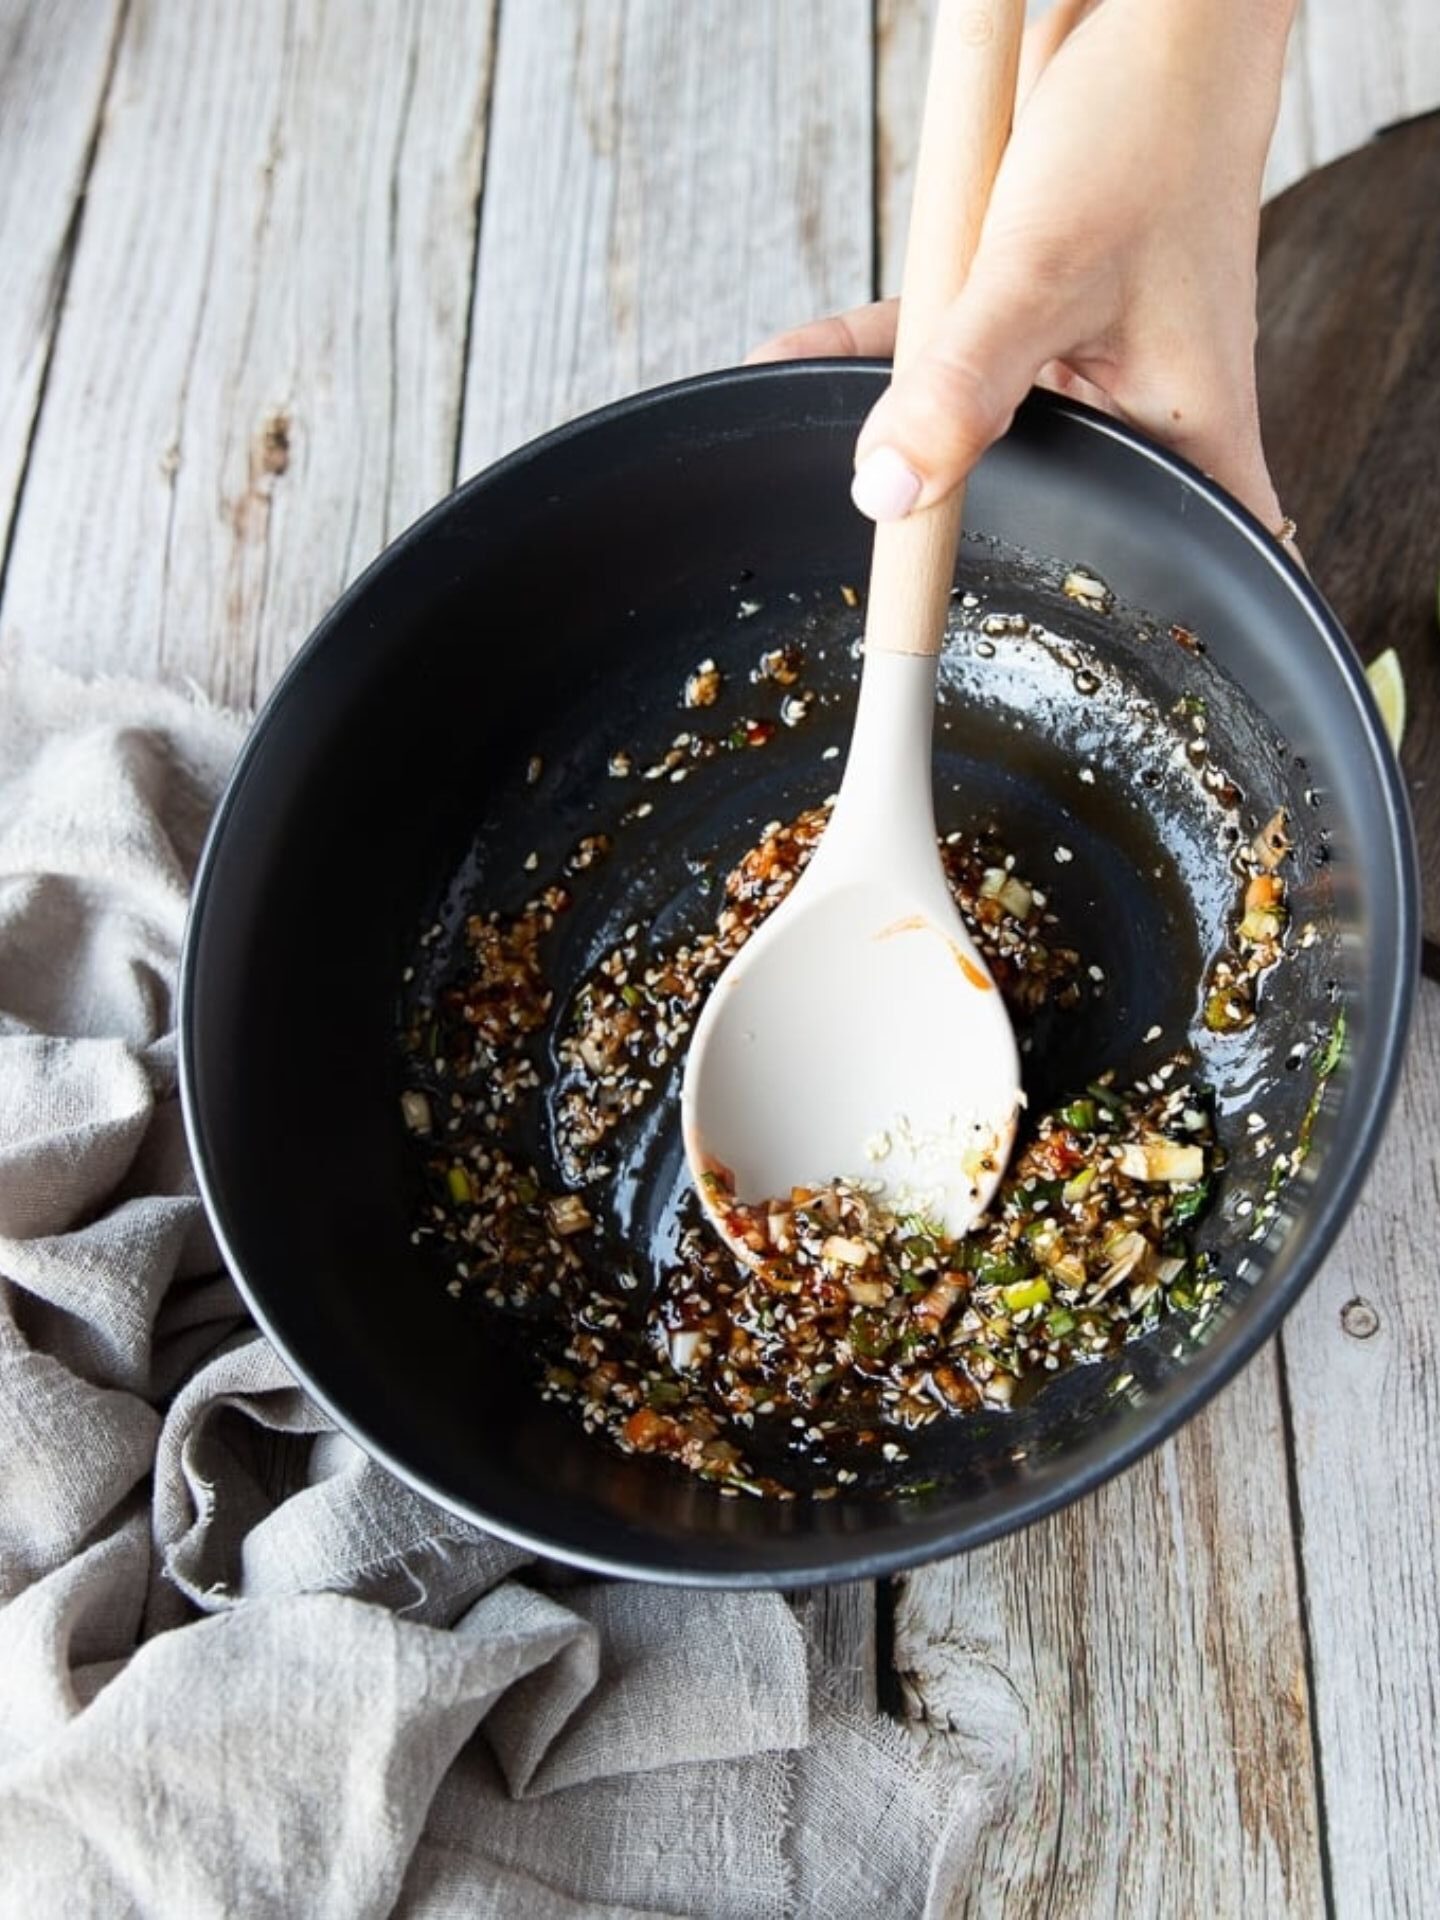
[{"xmin": 0, "ymin": 651, "xmax": 984, "ymax": 1918}]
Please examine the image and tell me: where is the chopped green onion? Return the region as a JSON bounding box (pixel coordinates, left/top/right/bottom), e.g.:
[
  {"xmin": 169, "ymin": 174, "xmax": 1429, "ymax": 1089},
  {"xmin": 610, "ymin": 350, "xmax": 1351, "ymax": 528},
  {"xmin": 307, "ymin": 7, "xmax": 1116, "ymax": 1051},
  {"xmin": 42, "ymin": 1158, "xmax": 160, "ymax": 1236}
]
[
  {"xmin": 620, "ymin": 984, "xmax": 643, "ymax": 1009},
  {"xmin": 848, "ymin": 1312, "xmax": 894, "ymax": 1359},
  {"xmin": 446, "ymin": 1166, "xmax": 473, "ymax": 1205},
  {"xmin": 1314, "ymin": 1009, "xmax": 1346, "ymax": 1077},
  {"xmin": 1062, "ymin": 1165, "xmax": 1097, "ymax": 1204},
  {"xmin": 1002, "ymin": 1277, "xmax": 1052, "ymax": 1313},
  {"xmin": 973, "ymin": 1250, "xmax": 1034, "ymax": 1286},
  {"xmin": 1169, "ymin": 1181, "xmax": 1210, "ymax": 1227},
  {"xmin": 899, "ymin": 1212, "xmax": 943, "ymax": 1244},
  {"xmin": 1061, "ymin": 1098, "xmax": 1098, "ymax": 1131}
]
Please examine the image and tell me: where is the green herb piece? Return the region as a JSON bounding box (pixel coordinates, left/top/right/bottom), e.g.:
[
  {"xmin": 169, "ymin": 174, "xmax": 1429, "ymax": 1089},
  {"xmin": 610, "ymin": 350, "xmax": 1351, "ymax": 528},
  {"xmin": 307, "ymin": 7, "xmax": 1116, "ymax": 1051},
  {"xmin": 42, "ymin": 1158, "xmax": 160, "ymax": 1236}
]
[
  {"xmin": 646, "ymin": 1381, "xmax": 685, "ymax": 1408},
  {"xmin": 1026, "ymin": 1177, "xmax": 1066, "ymax": 1209},
  {"xmin": 897, "ymin": 1478, "xmax": 939, "ymax": 1497},
  {"xmin": 1314, "ymin": 1009, "xmax": 1346, "ymax": 1078},
  {"xmin": 899, "ymin": 1212, "xmax": 943, "ymax": 1245},
  {"xmin": 514, "ymin": 1175, "xmax": 539, "ymax": 1206},
  {"xmin": 847, "ymin": 1312, "xmax": 894, "ymax": 1359},
  {"xmin": 620, "ymin": 984, "xmax": 643, "ymax": 1009},
  {"xmin": 446, "ymin": 1166, "xmax": 474, "ymax": 1205},
  {"xmin": 1001, "ymin": 1277, "xmax": 1052, "ymax": 1313},
  {"xmin": 1061, "ymin": 1097, "xmax": 1098, "ymax": 1131},
  {"xmin": 973, "ymin": 1249, "xmax": 1033, "ymax": 1287},
  {"xmin": 1169, "ymin": 1180, "xmax": 1211, "ymax": 1228},
  {"xmin": 1045, "ymin": 1307, "xmax": 1077, "ymax": 1337},
  {"xmin": 1062, "ymin": 1166, "xmax": 1098, "ymax": 1205}
]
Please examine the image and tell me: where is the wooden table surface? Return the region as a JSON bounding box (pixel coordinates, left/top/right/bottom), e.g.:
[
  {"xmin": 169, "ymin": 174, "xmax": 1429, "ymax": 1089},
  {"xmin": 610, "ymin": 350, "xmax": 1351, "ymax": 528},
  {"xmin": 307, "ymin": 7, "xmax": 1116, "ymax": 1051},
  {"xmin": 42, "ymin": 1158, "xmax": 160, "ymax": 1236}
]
[{"xmin": 4, "ymin": 4, "xmax": 1438, "ymax": 1914}]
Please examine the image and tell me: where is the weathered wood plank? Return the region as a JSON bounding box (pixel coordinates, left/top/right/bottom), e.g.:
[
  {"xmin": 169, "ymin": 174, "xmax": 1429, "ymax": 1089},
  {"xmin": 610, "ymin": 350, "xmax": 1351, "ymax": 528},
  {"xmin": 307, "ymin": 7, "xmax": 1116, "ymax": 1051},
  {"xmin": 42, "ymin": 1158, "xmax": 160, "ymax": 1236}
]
[
  {"xmin": 792, "ymin": 1582, "xmax": 878, "ymax": 1716},
  {"xmin": 457, "ymin": 0, "xmax": 876, "ymax": 1702},
  {"xmin": 892, "ymin": 1352, "xmax": 1325, "ymax": 1917},
  {"xmin": 0, "ymin": 0, "xmax": 127, "ymax": 562},
  {"xmin": 1271, "ymin": 0, "xmax": 1440, "ymax": 197},
  {"xmin": 1279, "ymin": 981, "xmax": 1440, "ymax": 1919},
  {"xmin": 0, "ymin": 0, "xmax": 496, "ymax": 707},
  {"xmin": 457, "ymin": 0, "xmax": 873, "ymax": 472},
  {"xmin": 875, "ymin": 0, "xmax": 931, "ymax": 301}
]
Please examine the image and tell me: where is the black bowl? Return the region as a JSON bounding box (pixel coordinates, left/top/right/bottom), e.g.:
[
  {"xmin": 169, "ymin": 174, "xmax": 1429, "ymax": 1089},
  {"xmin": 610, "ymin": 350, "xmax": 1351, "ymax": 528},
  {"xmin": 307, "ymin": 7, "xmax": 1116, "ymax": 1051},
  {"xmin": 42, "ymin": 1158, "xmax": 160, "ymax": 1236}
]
[{"xmin": 180, "ymin": 367, "xmax": 1417, "ymax": 1586}]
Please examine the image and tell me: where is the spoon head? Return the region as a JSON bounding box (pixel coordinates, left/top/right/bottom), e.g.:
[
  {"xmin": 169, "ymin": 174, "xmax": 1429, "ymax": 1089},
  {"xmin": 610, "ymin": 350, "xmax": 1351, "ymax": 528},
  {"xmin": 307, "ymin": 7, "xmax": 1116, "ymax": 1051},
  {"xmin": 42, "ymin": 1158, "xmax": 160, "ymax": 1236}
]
[{"xmin": 681, "ymin": 875, "xmax": 1022, "ymax": 1258}]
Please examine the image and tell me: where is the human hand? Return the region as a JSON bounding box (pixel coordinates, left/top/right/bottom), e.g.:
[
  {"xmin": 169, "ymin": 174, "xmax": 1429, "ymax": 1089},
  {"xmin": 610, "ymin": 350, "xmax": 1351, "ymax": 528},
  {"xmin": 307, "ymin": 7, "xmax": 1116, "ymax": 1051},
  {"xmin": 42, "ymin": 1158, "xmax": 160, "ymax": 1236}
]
[{"xmin": 752, "ymin": 0, "xmax": 1297, "ymax": 535}]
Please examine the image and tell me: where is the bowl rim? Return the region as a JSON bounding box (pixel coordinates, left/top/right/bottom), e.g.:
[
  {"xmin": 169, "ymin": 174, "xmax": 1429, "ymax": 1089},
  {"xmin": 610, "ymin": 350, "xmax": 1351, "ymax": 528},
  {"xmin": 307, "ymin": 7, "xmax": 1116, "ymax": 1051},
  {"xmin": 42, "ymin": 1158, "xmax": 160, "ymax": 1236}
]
[{"xmin": 179, "ymin": 365, "xmax": 1420, "ymax": 1587}]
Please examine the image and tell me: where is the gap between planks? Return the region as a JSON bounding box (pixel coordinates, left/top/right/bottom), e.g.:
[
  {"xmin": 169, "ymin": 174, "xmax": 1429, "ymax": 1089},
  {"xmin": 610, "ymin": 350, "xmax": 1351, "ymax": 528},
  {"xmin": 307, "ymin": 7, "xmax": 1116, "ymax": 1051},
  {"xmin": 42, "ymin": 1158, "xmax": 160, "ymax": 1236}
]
[{"xmin": 0, "ymin": 0, "xmax": 130, "ymax": 589}]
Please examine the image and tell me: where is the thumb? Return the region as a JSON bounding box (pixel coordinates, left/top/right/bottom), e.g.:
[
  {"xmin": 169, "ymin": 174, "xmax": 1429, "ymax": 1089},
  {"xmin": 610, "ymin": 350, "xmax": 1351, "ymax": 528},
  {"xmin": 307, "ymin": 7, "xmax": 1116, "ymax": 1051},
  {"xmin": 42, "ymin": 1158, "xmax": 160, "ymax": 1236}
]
[{"xmin": 849, "ymin": 272, "xmax": 1053, "ymax": 522}]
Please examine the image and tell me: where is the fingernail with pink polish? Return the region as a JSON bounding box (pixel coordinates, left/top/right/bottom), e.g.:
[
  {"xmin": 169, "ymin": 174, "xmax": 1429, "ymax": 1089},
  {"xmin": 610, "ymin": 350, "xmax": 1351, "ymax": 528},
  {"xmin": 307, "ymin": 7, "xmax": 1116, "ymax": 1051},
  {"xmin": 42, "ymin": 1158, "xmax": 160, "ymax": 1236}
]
[{"xmin": 850, "ymin": 447, "xmax": 923, "ymax": 522}]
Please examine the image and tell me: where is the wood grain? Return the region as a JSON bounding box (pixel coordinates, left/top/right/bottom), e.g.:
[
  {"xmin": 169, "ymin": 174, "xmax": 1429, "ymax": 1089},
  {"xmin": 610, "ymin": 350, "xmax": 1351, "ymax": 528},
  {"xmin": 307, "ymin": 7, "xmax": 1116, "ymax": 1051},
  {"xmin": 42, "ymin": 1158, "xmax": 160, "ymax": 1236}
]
[
  {"xmin": 1278, "ymin": 981, "xmax": 1440, "ymax": 1918},
  {"xmin": 0, "ymin": 0, "xmax": 127, "ymax": 560},
  {"xmin": 0, "ymin": 0, "xmax": 496, "ymax": 708},
  {"xmin": 875, "ymin": 0, "xmax": 936, "ymax": 299},
  {"xmin": 1257, "ymin": 113, "xmax": 1440, "ymax": 971},
  {"xmin": 891, "ymin": 1350, "xmax": 1324, "ymax": 1917},
  {"xmin": 792, "ymin": 1582, "xmax": 878, "ymax": 1716},
  {"xmin": 457, "ymin": 0, "xmax": 872, "ymax": 472},
  {"xmin": 1271, "ymin": 0, "xmax": 1440, "ymax": 197},
  {"xmin": 457, "ymin": 0, "xmax": 877, "ymax": 1703}
]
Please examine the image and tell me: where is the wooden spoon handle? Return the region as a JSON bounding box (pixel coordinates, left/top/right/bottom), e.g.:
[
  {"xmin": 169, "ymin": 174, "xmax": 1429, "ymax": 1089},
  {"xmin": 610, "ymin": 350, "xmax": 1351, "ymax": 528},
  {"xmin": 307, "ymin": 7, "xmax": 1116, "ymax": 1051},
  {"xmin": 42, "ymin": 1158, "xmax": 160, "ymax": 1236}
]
[{"xmin": 863, "ymin": 0, "xmax": 1025, "ymax": 658}]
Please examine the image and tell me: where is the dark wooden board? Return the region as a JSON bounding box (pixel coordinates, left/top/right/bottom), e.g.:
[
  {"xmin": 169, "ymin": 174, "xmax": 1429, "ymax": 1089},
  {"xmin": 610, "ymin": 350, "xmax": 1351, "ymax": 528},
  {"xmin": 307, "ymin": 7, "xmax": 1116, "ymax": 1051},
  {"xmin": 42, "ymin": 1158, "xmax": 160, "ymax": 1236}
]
[{"xmin": 1257, "ymin": 110, "xmax": 1440, "ymax": 974}]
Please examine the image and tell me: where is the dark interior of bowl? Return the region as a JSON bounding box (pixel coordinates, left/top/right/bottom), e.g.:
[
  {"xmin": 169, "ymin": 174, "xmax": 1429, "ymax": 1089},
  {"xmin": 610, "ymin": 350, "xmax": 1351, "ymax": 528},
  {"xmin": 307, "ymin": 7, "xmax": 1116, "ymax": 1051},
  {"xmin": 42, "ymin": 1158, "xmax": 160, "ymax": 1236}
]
[{"xmin": 181, "ymin": 369, "xmax": 1415, "ymax": 1584}]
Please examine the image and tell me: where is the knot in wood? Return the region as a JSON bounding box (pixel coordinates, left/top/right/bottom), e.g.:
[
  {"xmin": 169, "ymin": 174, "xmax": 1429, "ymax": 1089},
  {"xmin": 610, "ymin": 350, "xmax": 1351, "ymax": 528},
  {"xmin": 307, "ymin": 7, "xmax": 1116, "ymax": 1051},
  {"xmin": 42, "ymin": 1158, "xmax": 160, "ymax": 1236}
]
[{"xmin": 1340, "ymin": 1296, "xmax": 1379, "ymax": 1340}]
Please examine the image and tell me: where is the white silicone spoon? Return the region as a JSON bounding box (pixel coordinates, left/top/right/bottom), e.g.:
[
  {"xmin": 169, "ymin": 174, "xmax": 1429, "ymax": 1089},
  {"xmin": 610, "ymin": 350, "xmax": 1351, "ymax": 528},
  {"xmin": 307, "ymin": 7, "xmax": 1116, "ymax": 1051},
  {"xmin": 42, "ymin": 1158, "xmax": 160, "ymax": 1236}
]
[{"xmin": 682, "ymin": 0, "xmax": 1026, "ymax": 1252}]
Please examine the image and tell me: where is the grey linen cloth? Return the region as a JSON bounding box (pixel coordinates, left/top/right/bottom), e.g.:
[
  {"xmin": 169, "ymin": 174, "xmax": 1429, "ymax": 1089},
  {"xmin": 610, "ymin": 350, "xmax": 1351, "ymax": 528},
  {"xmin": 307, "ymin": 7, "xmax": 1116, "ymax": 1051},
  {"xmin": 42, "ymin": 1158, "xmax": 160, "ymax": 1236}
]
[{"xmin": 0, "ymin": 652, "xmax": 988, "ymax": 1918}]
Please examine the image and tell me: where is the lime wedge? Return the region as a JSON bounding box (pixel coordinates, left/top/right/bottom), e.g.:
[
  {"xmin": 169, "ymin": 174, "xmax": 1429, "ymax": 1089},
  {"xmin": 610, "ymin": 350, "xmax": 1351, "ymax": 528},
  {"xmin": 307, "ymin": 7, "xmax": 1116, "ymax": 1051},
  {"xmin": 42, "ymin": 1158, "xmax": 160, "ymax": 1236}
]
[{"xmin": 1365, "ymin": 647, "xmax": 1406, "ymax": 754}]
